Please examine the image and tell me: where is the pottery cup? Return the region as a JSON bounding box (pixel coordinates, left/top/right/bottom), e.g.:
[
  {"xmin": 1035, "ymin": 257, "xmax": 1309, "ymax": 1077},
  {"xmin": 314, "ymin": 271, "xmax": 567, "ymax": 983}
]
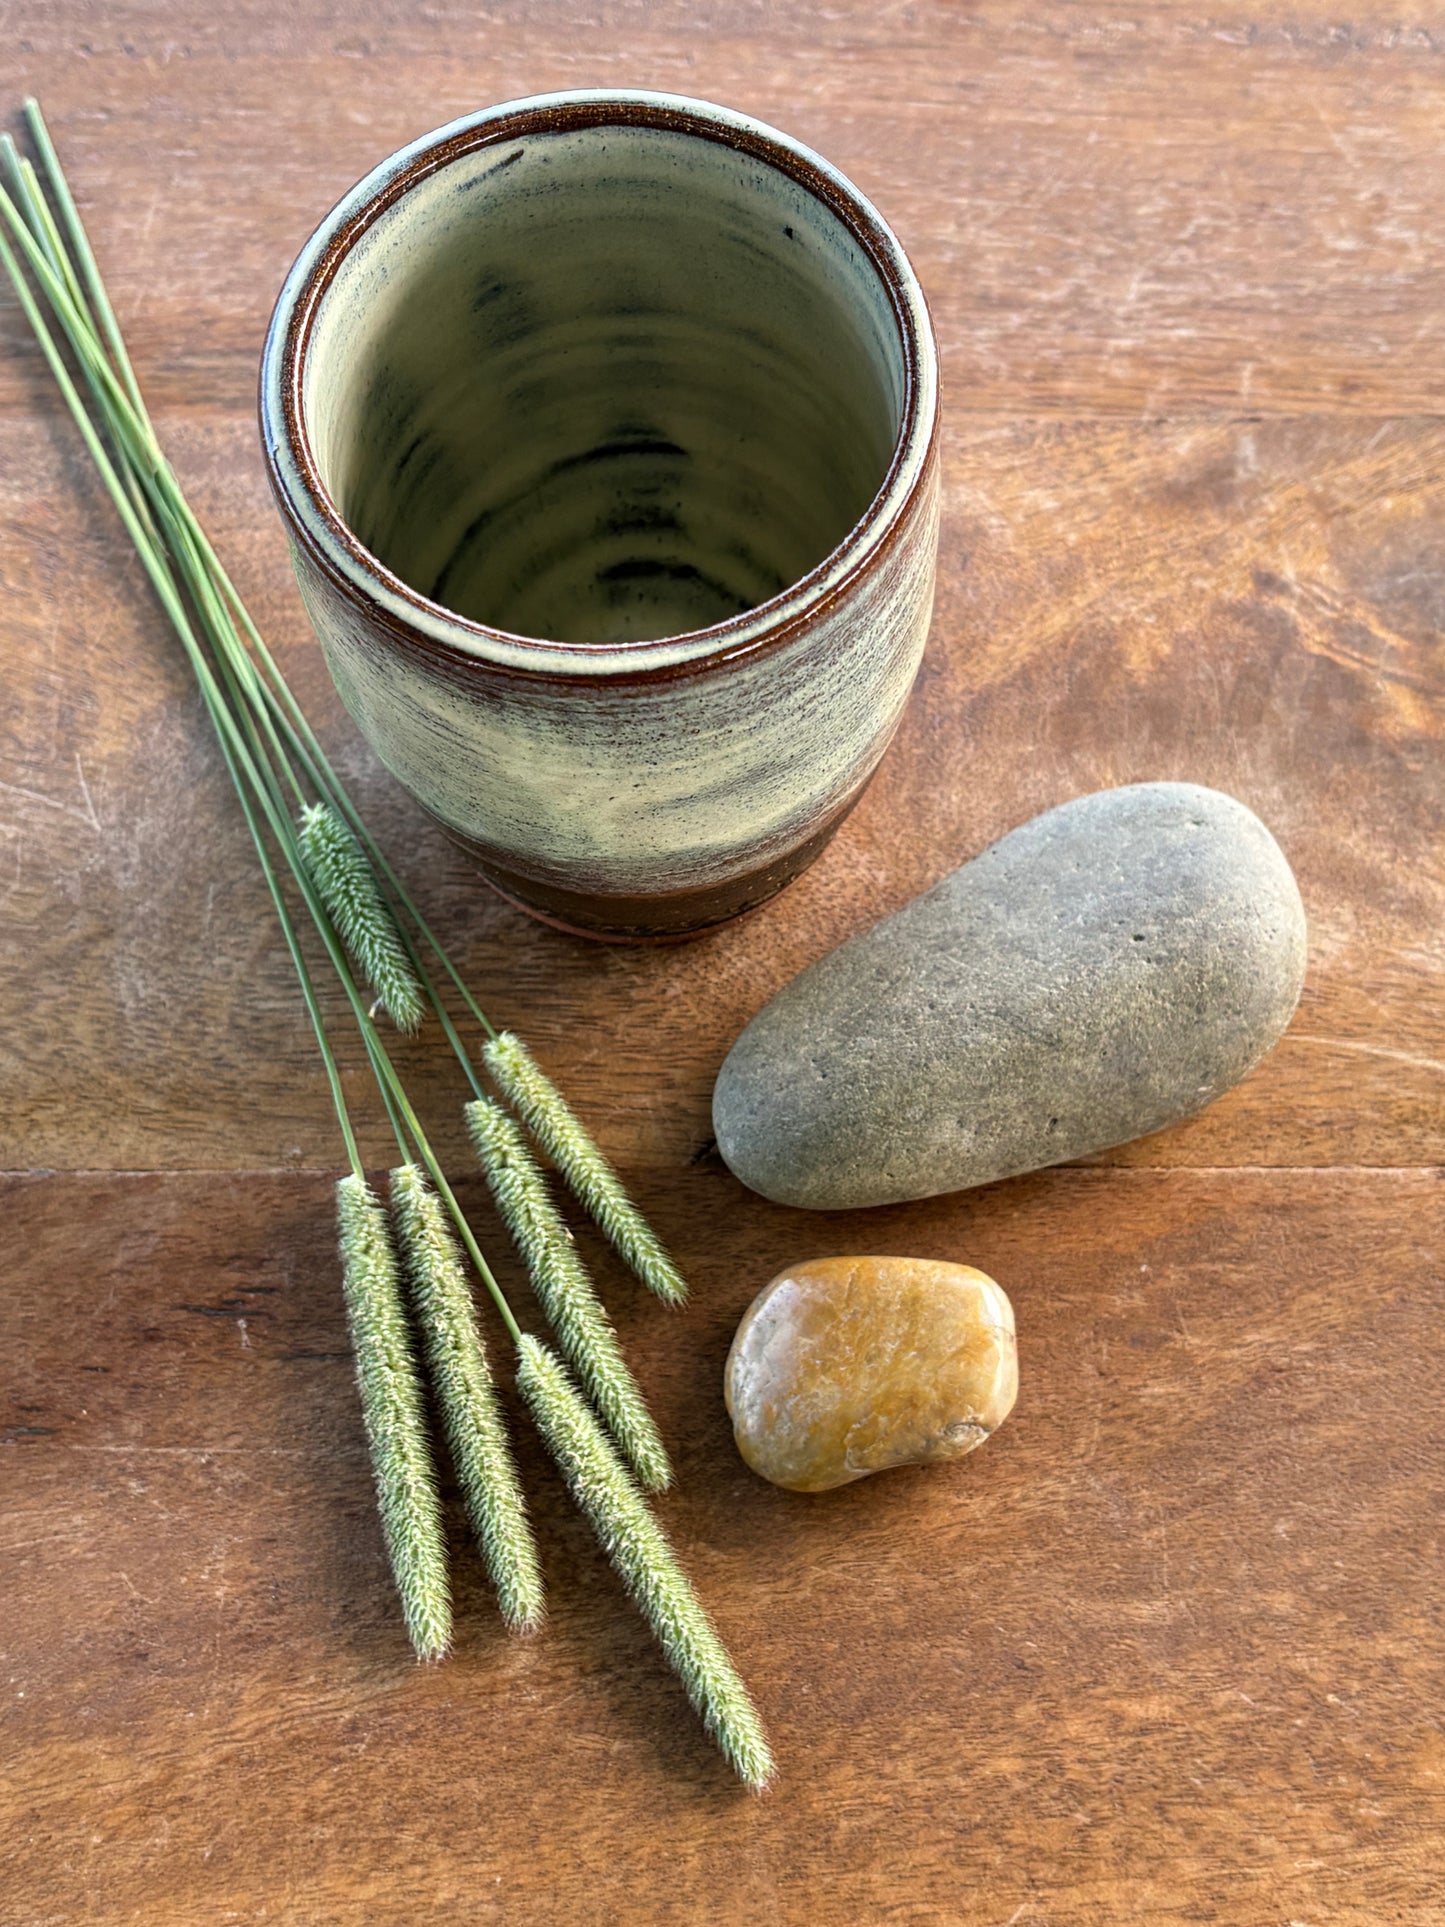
[{"xmin": 260, "ymin": 91, "xmax": 939, "ymax": 939}]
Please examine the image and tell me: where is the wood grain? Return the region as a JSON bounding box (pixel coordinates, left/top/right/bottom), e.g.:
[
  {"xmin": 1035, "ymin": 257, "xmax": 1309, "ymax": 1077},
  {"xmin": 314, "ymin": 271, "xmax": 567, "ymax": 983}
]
[
  {"xmin": 3, "ymin": 409, "xmax": 1440, "ymax": 1173},
  {"xmin": 2, "ymin": 1, "xmax": 1443, "ymax": 1920},
  {"xmin": 8, "ymin": 5, "xmax": 1445, "ymax": 417},
  {"xmin": 4, "ymin": 1169, "xmax": 1441, "ymax": 1923}
]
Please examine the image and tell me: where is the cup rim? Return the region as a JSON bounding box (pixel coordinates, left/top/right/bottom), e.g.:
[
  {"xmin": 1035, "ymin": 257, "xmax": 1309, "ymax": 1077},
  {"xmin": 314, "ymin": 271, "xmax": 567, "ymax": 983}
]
[{"xmin": 259, "ymin": 89, "xmax": 938, "ymax": 682}]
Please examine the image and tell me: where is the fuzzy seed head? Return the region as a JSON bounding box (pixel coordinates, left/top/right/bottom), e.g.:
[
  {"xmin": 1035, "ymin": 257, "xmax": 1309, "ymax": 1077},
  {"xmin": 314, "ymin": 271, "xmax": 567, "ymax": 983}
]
[
  {"xmin": 335, "ymin": 1174, "xmax": 451, "ymax": 1660},
  {"xmin": 389, "ymin": 1163, "xmax": 544, "ymax": 1633},
  {"xmin": 517, "ymin": 1336, "xmax": 773, "ymax": 1790},
  {"xmin": 467, "ymin": 1099, "xmax": 672, "ymax": 1492},
  {"xmin": 301, "ymin": 803, "xmax": 424, "ymax": 1033},
  {"xmin": 483, "ymin": 1032, "xmax": 688, "ymax": 1307}
]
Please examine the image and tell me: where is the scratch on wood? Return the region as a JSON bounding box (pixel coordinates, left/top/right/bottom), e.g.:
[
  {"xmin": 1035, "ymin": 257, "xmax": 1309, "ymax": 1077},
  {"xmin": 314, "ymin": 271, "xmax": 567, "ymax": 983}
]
[
  {"xmin": 73, "ymin": 753, "xmax": 101, "ymax": 833},
  {"xmin": 67, "ymin": 1444, "xmax": 309, "ymax": 1457},
  {"xmin": 0, "ymin": 774, "xmax": 102, "ymax": 832},
  {"xmin": 1291, "ymin": 1032, "xmax": 1445, "ymax": 1078}
]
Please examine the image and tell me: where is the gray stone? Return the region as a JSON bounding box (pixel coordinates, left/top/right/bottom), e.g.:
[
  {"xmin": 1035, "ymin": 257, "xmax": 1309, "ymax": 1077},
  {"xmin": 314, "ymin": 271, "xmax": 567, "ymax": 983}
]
[{"xmin": 713, "ymin": 783, "xmax": 1308, "ymax": 1209}]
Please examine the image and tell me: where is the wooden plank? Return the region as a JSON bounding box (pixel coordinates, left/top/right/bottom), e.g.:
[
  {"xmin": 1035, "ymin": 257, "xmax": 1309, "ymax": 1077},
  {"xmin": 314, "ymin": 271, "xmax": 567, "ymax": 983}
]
[
  {"xmin": 6, "ymin": 6, "xmax": 1445, "ymax": 416},
  {"xmin": 3, "ymin": 5, "xmax": 1443, "ymax": 1919},
  {"xmin": 3, "ymin": 1168, "xmax": 1441, "ymax": 1922},
  {"xmin": 1, "ymin": 411, "xmax": 1440, "ymax": 1173}
]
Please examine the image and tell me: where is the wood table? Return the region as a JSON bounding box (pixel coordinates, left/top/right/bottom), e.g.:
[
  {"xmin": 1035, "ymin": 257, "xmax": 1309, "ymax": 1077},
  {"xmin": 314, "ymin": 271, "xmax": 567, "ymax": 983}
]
[{"xmin": 4, "ymin": 5, "xmax": 1442, "ymax": 1921}]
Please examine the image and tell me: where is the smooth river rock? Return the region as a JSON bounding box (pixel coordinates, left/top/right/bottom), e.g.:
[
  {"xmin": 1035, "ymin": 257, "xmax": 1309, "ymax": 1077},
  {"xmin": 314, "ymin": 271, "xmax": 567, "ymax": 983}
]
[
  {"xmin": 713, "ymin": 782, "xmax": 1307, "ymax": 1209},
  {"xmin": 724, "ymin": 1256, "xmax": 1018, "ymax": 1492}
]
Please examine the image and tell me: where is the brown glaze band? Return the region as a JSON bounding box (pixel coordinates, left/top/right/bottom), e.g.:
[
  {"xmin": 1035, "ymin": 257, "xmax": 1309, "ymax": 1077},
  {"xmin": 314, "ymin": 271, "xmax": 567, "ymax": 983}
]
[
  {"xmin": 263, "ymin": 96, "xmax": 929, "ymax": 689},
  {"xmin": 426, "ymin": 760, "xmax": 881, "ymax": 940}
]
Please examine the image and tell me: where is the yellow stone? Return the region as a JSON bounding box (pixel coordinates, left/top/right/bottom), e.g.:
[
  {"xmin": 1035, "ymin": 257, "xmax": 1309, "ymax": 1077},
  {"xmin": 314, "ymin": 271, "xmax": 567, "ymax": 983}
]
[{"xmin": 724, "ymin": 1256, "xmax": 1018, "ymax": 1493}]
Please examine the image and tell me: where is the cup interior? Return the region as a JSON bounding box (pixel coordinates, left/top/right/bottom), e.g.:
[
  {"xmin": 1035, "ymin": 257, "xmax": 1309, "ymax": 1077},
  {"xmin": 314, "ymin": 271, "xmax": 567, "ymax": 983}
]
[{"xmin": 299, "ymin": 112, "xmax": 908, "ymax": 646}]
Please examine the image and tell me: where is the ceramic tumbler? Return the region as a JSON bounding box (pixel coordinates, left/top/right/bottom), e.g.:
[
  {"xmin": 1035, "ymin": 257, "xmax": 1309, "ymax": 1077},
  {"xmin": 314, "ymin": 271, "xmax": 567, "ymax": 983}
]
[{"xmin": 261, "ymin": 91, "xmax": 939, "ymax": 939}]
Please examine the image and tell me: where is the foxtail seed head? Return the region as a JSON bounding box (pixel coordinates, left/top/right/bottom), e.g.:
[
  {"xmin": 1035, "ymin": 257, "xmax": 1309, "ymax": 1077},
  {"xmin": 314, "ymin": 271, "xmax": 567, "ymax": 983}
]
[
  {"xmin": 335, "ymin": 1173, "xmax": 451, "ymax": 1660},
  {"xmin": 300, "ymin": 803, "xmax": 424, "ymax": 1033},
  {"xmin": 389, "ymin": 1163, "xmax": 544, "ymax": 1633},
  {"xmin": 467, "ymin": 1098, "xmax": 672, "ymax": 1492},
  {"xmin": 516, "ymin": 1336, "xmax": 773, "ymax": 1791},
  {"xmin": 483, "ymin": 1032, "xmax": 688, "ymax": 1308}
]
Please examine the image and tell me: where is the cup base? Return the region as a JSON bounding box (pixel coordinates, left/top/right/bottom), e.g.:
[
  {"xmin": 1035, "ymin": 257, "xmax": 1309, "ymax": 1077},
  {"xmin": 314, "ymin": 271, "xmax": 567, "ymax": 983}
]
[{"xmin": 433, "ymin": 783, "xmax": 870, "ymax": 942}]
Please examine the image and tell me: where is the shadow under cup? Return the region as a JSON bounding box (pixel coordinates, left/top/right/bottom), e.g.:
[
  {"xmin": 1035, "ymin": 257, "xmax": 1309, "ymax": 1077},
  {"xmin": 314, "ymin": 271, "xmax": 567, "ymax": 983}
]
[{"xmin": 262, "ymin": 94, "xmax": 940, "ymax": 939}]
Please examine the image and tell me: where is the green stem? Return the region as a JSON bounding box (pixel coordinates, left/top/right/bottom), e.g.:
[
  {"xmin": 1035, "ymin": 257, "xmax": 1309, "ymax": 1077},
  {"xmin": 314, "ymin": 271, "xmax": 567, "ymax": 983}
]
[
  {"xmin": 218, "ymin": 703, "xmax": 366, "ymax": 1180},
  {"xmin": 0, "ymin": 157, "xmax": 161, "ymax": 550},
  {"xmin": 405, "ymin": 942, "xmax": 485, "ymax": 1097},
  {"xmin": 361, "ymin": 1024, "xmax": 416, "ymax": 1166},
  {"xmin": 24, "ymin": 97, "xmax": 147, "ymax": 418},
  {"xmin": 1, "ymin": 140, "xmax": 88, "ymax": 320},
  {"xmin": 0, "ymin": 201, "xmax": 370, "ymax": 1175},
  {"xmin": 366, "ymin": 1054, "xmax": 523, "ymax": 1348}
]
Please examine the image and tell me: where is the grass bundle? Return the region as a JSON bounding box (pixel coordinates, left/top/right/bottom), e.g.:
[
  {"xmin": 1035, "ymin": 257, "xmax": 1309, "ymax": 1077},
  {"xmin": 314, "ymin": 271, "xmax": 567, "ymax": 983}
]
[{"xmin": 0, "ymin": 101, "xmax": 770, "ymax": 1787}]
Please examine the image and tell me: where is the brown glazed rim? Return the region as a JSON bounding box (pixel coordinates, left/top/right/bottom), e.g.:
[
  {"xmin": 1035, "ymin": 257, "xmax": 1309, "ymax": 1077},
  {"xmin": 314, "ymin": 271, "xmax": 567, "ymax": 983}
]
[{"xmin": 261, "ymin": 91, "xmax": 937, "ymax": 688}]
